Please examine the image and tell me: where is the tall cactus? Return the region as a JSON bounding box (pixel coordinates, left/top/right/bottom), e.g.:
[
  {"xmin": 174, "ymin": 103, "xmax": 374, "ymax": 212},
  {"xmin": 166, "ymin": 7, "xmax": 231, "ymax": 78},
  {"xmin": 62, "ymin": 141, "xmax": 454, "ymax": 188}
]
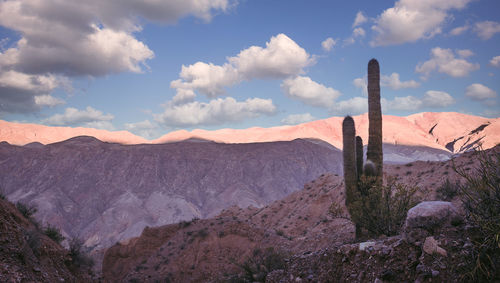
[
  {"xmin": 367, "ymin": 59, "xmax": 383, "ymax": 177},
  {"xmin": 342, "ymin": 116, "xmax": 357, "ymax": 206},
  {"xmin": 356, "ymin": 136, "xmax": 363, "ymax": 179}
]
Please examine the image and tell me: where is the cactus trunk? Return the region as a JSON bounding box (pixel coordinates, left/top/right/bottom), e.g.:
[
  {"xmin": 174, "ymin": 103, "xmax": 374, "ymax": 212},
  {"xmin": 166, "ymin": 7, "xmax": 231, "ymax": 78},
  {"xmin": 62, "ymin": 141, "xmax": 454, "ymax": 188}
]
[
  {"xmin": 356, "ymin": 136, "xmax": 363, "ymax": 179},
  {"xmin": 367, "ymin": 59, "xmax": 383, "ymax": 177},
  {"xmin": 342, "ymin": 116, "xmax": 357, "ymax": 206}
]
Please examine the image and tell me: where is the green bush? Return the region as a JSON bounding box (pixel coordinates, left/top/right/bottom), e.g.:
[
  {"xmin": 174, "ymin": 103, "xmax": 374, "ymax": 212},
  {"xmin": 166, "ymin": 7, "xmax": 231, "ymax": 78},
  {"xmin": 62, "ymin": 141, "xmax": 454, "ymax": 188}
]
[
  {"xmin": 348, "ymin": 176, "xmax": 420, "ymax": 237},
  {"xmin": 232, "ymin": 247, "xmax": 287, "ymax": 283},
  {"xmin": 43, "ymin": 224, "xmax": 65, "ymax": 244},
  {"xmin": 455, "ymin": 150, "xmax": 500, "ymax": 281},
  {"xmin": 16, "ymin": 202, "xmax": 37, "ymax": 220},
  {"xmin": 436, "ymin": 178, "xmax": 460, "ymax": 201},
  {"xmin": 67, "ymin": 237, "xmax": 94, "ymax": 269}
]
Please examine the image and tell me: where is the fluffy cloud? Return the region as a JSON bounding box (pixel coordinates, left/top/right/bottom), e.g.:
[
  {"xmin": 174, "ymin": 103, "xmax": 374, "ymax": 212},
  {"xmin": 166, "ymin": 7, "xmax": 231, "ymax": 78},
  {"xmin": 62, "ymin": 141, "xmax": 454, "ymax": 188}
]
[
  {"xmin": 449, "ymin": 24, "xmax": 469, "ymax": 36},
  {"xmin": 353, "ymin": 77, "xmax": 368, "ymax": 96},
  {"xmin": 331, "ymin": 97, "xmax": 368, "ymax": 115},
  {"xmin": 382, "ymin": 96, "xmax": 423, "ymax": 111},
  {"xmin": 353, "ymin": 11, "xmax": 368, "ymax": 28},
  {"xmin": 353, "ymin": 27, "xmax": 366, "ymax": 38},
  {"xmin": 381, "ymin": 73, "xmax": 420, "ymax": 90},
  {"xmin": 281, "ymin": 113, "xmax": 315, "ymax": 125},
  {"xmin": 490, "ymin": 56, "xmax": 500, "ymax": 67},
  {"xmin": 465, "ymin": 83, "xmax": 497, "ymax": 100},
  {"xmin": 34, "ymin": 95, "xmax": 65, "ymax": 107},
  {"xmin": 0, "ymin": 70, "xmax": 66, "ymax": 113},
  {"xmin": 171, "ymin": 34, "xmax": 314, "ymax": 99},
  {"xmin": 0, "ymin": 0, "xmax": 233, "ymax": 114},
  {"xmin": 474, "ymin": 21, "xmax": 500, "ymax": 40},
  {"xmin": 371, "ymin": 0, "xmax": 472, "ymax": 46},
  {"xmin": 416, "ymin": 47, "xmax": 479, "ymax": 79},
  {"xmin": 281, "ymin": 76, "xmax": 341, "ymax": 109},
  {"xmin": 124, "ymin": 120, "xmax": 159, "ymax": 139},
  {"xmin": 170, "ymin": 62, "xmax": 239, "ymax": 98},
  {"xmin": 321, "ymin": 37, "xmax": 336, "ymax": 52},
  {"xmin": 42, "ymin": 106, "xmax": 114, "ymax": 129},
  {"xmin": 456, "ymin": 49, "xmax": 474, "ymax": 58},
  {"xmin": 154, "ymin": 97, "xmax": 276, "ymax": 127},
  {"xmin": 231, "ymin": 34, "xmax": 314, "ymax": 79},
  {"xmin": 422, "ymin": 90, "xmax": 455, "ymax": 107}
]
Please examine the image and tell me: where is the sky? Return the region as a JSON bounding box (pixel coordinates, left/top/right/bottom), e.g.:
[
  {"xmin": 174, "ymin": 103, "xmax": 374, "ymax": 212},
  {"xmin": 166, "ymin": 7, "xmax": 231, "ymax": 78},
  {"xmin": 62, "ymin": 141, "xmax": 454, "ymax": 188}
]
[{"xmin": 0, "ymin": 0, "xmax": 499, "ymax": 139}]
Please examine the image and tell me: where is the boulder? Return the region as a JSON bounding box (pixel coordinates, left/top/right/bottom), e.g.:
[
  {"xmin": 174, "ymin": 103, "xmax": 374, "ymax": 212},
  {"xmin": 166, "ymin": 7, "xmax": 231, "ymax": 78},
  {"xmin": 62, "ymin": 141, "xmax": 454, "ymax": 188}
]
[
  {"xmin": 404, "ymin": 201, "xmax": 462, "ymax": 232},
  {"xmin": 403, "ymin": 201, "xmax": 462, "ymax": 243}
]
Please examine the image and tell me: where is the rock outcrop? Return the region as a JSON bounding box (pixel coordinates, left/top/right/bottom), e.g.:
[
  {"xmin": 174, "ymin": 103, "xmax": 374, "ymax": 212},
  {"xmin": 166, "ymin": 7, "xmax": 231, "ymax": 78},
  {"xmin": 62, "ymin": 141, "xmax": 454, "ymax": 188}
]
[{"xmin": 0, "ymin": 197, "xmax": 92, "ymax": 282}]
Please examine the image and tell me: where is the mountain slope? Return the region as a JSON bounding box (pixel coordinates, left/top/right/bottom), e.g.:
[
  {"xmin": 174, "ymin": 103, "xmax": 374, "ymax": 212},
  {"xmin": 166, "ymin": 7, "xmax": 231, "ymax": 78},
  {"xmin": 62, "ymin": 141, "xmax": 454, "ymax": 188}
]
[
  {"xmin": 0, "ymin": 120, "xmax": 148, "ymax": 145},
  {"xmin": 1, "ymin": 113, "xmax": 498, "ymax": 155},
  {"xmin": 152, "ymin": 112, "xmax": 499, "ymax": 153},
  {"xmin": 0, "ymin": 197, "xmax": 92, "ymax": 282},
  {"xmin": 0, "ymin": 137, "xmax": 342, "ymax": 252}
]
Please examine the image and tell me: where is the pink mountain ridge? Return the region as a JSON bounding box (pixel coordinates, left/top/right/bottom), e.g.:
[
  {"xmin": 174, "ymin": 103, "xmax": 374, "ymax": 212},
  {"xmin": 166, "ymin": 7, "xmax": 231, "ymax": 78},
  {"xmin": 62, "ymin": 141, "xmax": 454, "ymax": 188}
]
[{"xmin": 1, "ymin": 112, "xmax": 499, "ymax": 153}]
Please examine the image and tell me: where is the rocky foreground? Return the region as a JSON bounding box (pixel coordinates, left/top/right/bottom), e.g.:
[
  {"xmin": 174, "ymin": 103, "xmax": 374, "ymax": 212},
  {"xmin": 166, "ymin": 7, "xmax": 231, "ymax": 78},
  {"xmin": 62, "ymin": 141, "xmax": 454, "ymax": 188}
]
[
  {"xmin": 0, "ymin": 197, "xmax": 92, "ymax": 282},
  {"xmin": 101, "ymin": 147, "xmax": 499, "ymax": 282}
]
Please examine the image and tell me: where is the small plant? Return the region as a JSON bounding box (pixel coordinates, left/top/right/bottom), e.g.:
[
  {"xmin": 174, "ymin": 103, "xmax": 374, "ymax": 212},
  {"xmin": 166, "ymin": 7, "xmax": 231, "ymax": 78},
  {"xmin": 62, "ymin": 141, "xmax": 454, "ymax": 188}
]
[
  {"xmin": 233, "ymin": 247, "xmax": 287, "ymax": 282},
  {"xmin": 436, "ymin": 178, "xmax": 460, "ymax": 201},
  {"xmin": 43, "ymin": 224, "xmax": 65, "ymax": 244},
  {"xmin": 16, "ymin": 202, "xmax": 37, "ymax": 219},
  {"xmin": 348, "ymin": 176, "xmax": 419, "ymax": 237},
  {"xmin": 67, "ymin": 237, "xmax": 94, "ymax": 269},
  {"xmin": 454, "ymin": 150, "xmax": 500, "ymax": 281},
  {"xmin": 24, "ymin": 229, "xmax": 41, "ymax": 256}
]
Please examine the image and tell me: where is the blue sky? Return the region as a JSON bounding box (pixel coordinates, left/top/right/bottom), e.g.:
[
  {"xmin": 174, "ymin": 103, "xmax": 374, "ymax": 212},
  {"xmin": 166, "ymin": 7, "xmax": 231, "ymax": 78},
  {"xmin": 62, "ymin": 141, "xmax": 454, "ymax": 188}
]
[{"xmin": 0, "ymin": 0, "xmax": 499, "ymax": 139}]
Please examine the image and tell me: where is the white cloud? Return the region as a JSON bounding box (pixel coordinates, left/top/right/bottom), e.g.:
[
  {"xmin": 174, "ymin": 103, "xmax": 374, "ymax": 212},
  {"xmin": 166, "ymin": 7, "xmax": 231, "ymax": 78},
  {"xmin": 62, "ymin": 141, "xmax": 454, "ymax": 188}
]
[
  {"xmin": 0, "ymin": 70, "xmax": 68, "ymax": 113},
  {"xmin": 229, "ymin": 34, "xmax": 314, "ymax": 79},
  {"xmin": 170, "ymin": 62, "xmax": 239, "ymax": 98},
  {"xmin": 171, "ymin": 34, "xmax": 314, "ymax": 99},
  {"xmin": 422, "ymin": 90, "xmax": 455, "ymax": 107},
  {"xmin": 353, "ymin": 77, "xmax": 368, "ymax": 96},
  {"xmin": 331, "ymin": 97, "xmax": 368, "ymax": 115},
  {"xmin": 281, "ymin": 76, "xmax": 341, "ymax": 109},
  {"xmin": 449, "ymin": 24, "xmax": 469, "ymax": 35},
  {"xmin": 382, "ymin": 96, "xmax": 423, "ymax": 111},
  {"xmin": 321, "ymin": 37, "xmax": 336, "ymax": 52},
  {"xmin": 490, "ymin": 56, "xmax": 500, "ymax": 67},
  {"xmin": 281, "ymin": 113, "xmax": 315, "ymax": 125},
  {"xmin": 465, "ymin": 83, "xmax": 497, "ymax": 100},
  {"xmin": 353, "ymin": 11, "xmax": 368, "ymax": 28},
  {"xmin": 124, "ymin": 120, "xmax": 159, "ymax": 139},
  {"xmin": 154, "ymin": 97, "xmax": 276, "ymax": 127},
  {"xmin": 370, "ymin": 0, "xmax": 472, "ymax": 46},
  {"xmin": 474, "ymin": 21, "xmax": 500, "ymax": 40},
  {"xmin": 456, "ymin": 49, "xmax": 474, "ymax": 58},
  {"xmin": 353, "ymin": 27, "xmax": 366, "ymax": 38},
  {"xmin": 0, "ymin": 25, "xmax": 154, "ymax": 77},
  {"xmin": 381, "ymin": 73, "xmax": 420, "ymax": 90},
  {"xmin": 416, "ymin": 47, "xmax": 479, "ymax": 79},
  {"xmin": 34, "ymin": 95, "xmax": 65, "ymax": 107},
  {"xmin": 0, "ymin": 0, "xmax": 233, "ymax": 114},
  {"xmin": 42, "ymin": 106, "xmax": 114, "ymax": 128}
]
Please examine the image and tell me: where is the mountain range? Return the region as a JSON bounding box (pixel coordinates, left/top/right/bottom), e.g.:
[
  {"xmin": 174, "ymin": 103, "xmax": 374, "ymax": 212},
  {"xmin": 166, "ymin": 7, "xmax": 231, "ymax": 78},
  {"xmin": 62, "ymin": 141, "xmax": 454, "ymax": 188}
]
[{"xmin": 2, "ymin": 112, "xmax": 499, "ymax": 155}]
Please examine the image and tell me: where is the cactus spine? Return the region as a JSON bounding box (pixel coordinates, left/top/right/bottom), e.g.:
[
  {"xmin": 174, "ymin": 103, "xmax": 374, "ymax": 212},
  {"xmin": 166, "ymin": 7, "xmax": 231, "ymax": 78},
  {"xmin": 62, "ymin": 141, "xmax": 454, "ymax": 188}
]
[
  {"xmin": 367, "ymin": 59, "xmax": 383, "ymax": 177},
  {"xmin": 356, "ymin": 136, "xmax": 363, "ymax": 179},
  {"xmin": 342, "ymin": 116, "xmax": 357, "ymax": 206}
]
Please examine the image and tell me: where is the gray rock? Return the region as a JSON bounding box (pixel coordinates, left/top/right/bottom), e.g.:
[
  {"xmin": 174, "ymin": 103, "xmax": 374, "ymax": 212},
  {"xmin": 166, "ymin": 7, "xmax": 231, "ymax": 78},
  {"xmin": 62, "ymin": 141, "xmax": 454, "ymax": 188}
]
[
  {"xmin": 422, "ymin": 236, "xmax": 447, "ymax": 257},
  {"xmin": 404, "ymin": 201, "xmax": 462, "ymax": 241}
]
